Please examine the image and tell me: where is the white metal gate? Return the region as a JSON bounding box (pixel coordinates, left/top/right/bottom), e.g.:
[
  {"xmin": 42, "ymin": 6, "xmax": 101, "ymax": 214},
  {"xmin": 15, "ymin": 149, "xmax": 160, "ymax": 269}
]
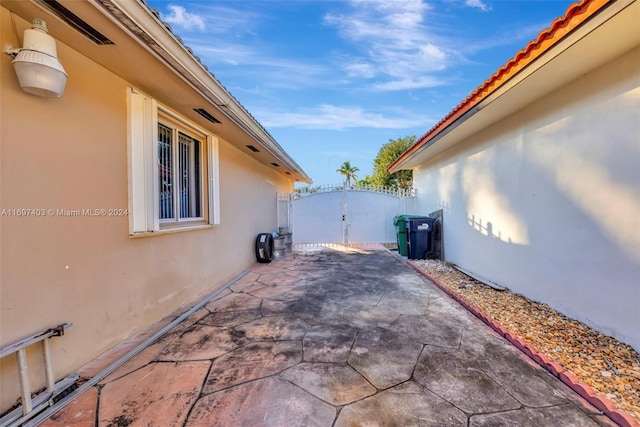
[{"xmin": 285, "ymin": 184, "xmax": 416, "ymax": 245}]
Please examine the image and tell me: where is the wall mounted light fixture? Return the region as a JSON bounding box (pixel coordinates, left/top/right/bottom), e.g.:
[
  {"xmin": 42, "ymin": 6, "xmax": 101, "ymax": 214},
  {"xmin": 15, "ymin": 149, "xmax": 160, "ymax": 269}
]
[{"xmin": 4, "ymin": 18, "xmax": 67, "ymax": 98}]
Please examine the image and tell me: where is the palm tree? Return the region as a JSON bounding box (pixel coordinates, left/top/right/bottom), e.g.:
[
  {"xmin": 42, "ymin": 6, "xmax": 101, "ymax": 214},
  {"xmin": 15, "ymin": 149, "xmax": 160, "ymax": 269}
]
[{"xmin": 336, "ymin": 161, "xmax": 360, "ymax": 187}]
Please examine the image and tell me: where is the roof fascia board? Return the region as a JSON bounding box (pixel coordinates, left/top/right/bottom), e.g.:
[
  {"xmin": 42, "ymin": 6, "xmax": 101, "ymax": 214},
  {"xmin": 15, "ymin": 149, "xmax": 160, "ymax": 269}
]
[
  {"xmin": 477, "ymin": 0, "xmax": 634, "ymax": 111},
  {"xmin": 89, "ymin": 0, "xmax": 311, "ymax": 183},
  {"xmin": 388, "ymin": 0, "xmax": 624, "ymax": 173},
  {"xmin": 393, "ymin": 106, "xmax": 480, "ymax": 171}
]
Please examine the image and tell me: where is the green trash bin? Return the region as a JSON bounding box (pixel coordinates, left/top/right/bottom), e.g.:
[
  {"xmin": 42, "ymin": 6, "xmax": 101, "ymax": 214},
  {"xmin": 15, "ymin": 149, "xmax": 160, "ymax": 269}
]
[{"xmin": 393, "ymin": 215, "xmax": 422, "ymax": 257}]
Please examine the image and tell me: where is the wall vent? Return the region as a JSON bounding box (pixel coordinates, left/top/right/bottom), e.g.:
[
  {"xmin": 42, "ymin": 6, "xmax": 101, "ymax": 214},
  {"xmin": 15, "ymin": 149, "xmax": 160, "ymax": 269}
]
[
  {"xmin": 36, "ymin": 0, "xmax": 114, "ymax": 45},
  {"xmin": 193, "ymin": 108, "xmax": 221, "ymax": 124},
  {"xmin": 246, "ymin": 145, "xmax": 260, "ymax": 153},
  {"xmin": 271, "ymin": 163, "xmax": 280, "ymax": 167}
]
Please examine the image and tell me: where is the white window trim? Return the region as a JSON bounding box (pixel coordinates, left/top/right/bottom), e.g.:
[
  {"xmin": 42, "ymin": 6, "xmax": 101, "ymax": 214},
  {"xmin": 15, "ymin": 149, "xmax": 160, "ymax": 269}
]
[
  {"xmin": 207, "ymin": 134, "xmax": 220, "ymax": 226},
  {"xmin": 157, "ymin": 113, "xmax": 206, "ymax": 225},
  {"xmin": 127, "ymin": 87, "xmax": 220, "ymax": 236}
]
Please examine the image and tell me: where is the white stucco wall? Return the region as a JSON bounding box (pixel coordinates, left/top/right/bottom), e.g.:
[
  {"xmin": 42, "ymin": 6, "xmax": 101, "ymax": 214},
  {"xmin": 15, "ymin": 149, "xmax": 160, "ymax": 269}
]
[{"xmin": 413, "ymin": 47, "xmax": 640, "ymax": 350}]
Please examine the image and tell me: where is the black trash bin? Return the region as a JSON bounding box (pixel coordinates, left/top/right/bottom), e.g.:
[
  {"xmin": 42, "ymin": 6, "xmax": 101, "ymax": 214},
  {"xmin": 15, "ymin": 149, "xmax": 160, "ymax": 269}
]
[
  {"xmin": 406, "ymin": 217, "xmax": 435, "ymax": 259},
  {"xmin": 393, "ymin": 215, "xmax": 422, "ymax": 257}
]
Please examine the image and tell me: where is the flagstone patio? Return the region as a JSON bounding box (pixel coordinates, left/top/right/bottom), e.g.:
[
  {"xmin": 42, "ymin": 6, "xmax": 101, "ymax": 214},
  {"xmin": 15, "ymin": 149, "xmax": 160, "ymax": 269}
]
[{"xmin": 42, "ymin": 245, "xmax": 615, "ymax": 426}]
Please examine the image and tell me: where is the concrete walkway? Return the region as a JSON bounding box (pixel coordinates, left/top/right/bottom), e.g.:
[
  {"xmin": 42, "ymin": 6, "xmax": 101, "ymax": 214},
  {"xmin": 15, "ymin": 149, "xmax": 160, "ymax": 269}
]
[{"xmin": 43, "ymin": 246, "xmax": 614, "ymax": 426}]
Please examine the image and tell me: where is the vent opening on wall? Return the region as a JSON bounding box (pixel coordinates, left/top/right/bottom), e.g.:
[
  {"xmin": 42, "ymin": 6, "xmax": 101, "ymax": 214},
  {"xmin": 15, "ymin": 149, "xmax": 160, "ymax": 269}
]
[
  {"xmin": 193, "ymin": 108, "xmax": 221, "ymax": 124},
  {"xmin": 246, "ymin": 145, "xmax": 260, "ymax": 153},
  {"xmin": 285, "ymin": 172, "xmax": 291, "ymax": 175},
  {"xmin": 271, "ymin": 163, "xmax": 280, "ymax": 167},
  {"xmin": 35, "ymin": 0, "xmax": 114, "ymax": 45}
]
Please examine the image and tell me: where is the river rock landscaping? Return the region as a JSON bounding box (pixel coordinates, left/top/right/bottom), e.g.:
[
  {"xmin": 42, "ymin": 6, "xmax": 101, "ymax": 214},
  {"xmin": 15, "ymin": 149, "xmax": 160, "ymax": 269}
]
[{"xmin": 411, "ymin": 259, "xmax": 640, "ymax": 422}]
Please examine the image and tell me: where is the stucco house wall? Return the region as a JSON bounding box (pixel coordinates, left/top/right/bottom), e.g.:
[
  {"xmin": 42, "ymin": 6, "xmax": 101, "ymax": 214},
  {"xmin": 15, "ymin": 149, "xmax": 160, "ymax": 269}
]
[
  {"xmin": 0, "ymin": 7, "xmax": 300, "ymax": 412},
  {"xmin": 412, "ymin": 46, "xmax": 640, "ymax": 350}
]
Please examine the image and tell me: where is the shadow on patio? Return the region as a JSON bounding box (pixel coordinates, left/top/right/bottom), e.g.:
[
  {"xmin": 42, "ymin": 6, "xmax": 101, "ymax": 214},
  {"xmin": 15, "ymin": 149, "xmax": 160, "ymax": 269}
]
[{"xmin": 42, "ymin": 245, "xmax": 613, "ymax": 426}]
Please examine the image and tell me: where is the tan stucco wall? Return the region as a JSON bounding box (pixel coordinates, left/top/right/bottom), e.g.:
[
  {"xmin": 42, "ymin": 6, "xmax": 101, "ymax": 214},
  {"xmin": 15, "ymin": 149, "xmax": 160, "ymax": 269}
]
[
  {"xmin": 413, "ymin": 46, "xmax": 640, "ymax": 350},
  {"xmin": 0, "ymin": 8, "xmax": 291, "ymax": 411}
]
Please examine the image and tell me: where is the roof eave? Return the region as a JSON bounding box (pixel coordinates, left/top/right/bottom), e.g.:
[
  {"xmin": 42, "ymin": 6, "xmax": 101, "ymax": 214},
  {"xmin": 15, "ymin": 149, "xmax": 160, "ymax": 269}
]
[
  {"xmin": 92, "ymin": 0, "xmax": 312, "ymax": 184},
  {"xmin": 388, "ymin": 0, "xmax": 624, "ymax": 174}
]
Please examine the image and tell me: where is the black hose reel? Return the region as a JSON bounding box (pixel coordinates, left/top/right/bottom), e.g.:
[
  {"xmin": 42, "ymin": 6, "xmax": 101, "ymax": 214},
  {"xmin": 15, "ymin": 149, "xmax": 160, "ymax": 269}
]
[{"xmin": 255, "ymin": 233, "xmax": 274, "ymax": 263}]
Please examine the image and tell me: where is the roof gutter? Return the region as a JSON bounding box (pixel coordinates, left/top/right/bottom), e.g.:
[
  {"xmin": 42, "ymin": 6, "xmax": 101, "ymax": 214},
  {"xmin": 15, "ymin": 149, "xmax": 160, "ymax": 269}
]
[{"xmin": 89, "ymin": 0, "xmax": 311, "ymax": 183}]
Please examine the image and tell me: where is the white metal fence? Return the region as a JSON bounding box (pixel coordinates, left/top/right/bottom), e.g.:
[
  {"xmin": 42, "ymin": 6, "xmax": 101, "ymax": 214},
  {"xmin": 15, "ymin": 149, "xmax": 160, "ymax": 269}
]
[
  {"xmin": 294, "ymin": 183, "xmax": 415, "ymax": 198},
  {"xmin": 282, "ymin": 185, "xmax": 417, "ymax": 245}
]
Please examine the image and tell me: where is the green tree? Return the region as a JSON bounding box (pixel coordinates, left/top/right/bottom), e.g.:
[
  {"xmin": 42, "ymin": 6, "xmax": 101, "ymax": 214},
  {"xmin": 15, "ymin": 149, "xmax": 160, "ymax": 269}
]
[
  {"xmin": 357, "ymin": 175, "xmax": 373, "ymax": 187},
  {"xmin": 371, "ymin": 135, "xmax": 415, "ymax": 190},
  {"xmin": 336, "ymin": 161, "xmax": 360, "ymax": 186}
]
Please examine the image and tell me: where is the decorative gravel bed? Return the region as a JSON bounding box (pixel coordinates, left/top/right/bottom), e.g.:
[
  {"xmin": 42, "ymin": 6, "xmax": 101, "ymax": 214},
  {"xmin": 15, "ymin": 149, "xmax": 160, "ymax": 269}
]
[{"xmin": 411, "ymin": 259, "xmax": 640, "ymax": 422}]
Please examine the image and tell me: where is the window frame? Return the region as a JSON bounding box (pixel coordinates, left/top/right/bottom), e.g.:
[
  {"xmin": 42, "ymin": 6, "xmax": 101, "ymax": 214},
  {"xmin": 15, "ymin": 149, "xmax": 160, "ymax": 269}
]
[
  {"xmin": 127, "ymin": 88, "xmax": 220, "ymax": 237},
  {"xmin": 157, "ymin": 112, "xmax": 206, "ymax": 227}
]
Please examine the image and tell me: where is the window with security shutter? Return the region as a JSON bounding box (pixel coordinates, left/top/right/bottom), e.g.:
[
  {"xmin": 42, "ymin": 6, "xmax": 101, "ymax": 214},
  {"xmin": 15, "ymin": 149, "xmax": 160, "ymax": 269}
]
[{"xmin": 127, "ymin": 87, "xmax": 220, "ymax": 235}]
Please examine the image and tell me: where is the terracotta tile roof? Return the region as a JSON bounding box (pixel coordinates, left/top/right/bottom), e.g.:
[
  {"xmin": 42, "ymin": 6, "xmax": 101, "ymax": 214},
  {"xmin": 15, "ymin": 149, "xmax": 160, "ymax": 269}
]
[{"xmin": 389, "ymin": 0, "xmax": 613, "ymax": 171}]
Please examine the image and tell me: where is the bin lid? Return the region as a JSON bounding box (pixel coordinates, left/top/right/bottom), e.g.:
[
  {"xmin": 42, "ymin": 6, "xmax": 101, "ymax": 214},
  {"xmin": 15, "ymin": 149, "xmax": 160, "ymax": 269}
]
[
  {"xmin": 407, "ymin": 216, "xmax": 435, "ymax": 231},
  {"xmin": 393, "ymin": 214, "xmax": 426, "ymax": 225}
]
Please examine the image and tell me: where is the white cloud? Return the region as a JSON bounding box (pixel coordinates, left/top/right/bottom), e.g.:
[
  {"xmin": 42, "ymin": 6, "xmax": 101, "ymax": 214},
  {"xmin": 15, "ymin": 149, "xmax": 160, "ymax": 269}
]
[
  {"xmin": 343, "ymin": 61, "xmax": 376, "ymax": 79},
  {"xmin": 181, "ymin": 40, "xmax": 329, "ymax": 90},
  {"xmin": 420, "ymin": 43, "xmax": 446, "ymax": 61},
  {"xmin": 465, "ymin": 0, "xmax": 492, "ymax": 12},
  {"xmin": 324, "ymin": 0, "xmax": 452, "ymax": 91},
  {"xmin": 190, "ymin": 4, "xmax": 263, "ymax": 35},
  {"xmin": 162, "ymin": 5, "xmax": 206, "ymax": 32},
  {"xmin": 373, "ymin": 76, "xmax": 444, "ymax": 91},
  {"xmin": 257, "ymin": 105, "xmax": 429, "ymax": 130}
]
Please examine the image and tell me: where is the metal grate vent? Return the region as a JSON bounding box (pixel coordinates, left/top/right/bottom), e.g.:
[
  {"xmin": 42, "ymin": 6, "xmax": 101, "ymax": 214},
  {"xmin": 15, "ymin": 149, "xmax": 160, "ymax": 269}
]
[
  {"xmin": 271, "ymin": 163, "xmax": 280, "ymax": 167},
  {"xmin": 246, "ymin": 145, "xmax": 260, "ymax": 153},
  {"xmin": 193, "ymin": 108, "xmax": 221, "ymax": 124},
  {"xmin": 36, "ymin": 0, "xmax": 114, "ymax": 45}
]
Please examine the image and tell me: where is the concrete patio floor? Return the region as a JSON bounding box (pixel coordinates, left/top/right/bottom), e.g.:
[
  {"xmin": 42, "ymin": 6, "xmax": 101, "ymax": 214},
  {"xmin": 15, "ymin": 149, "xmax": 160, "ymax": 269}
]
[{"xmin": 42, "ymin": 245, "xmax": 615, "ymax": 426}]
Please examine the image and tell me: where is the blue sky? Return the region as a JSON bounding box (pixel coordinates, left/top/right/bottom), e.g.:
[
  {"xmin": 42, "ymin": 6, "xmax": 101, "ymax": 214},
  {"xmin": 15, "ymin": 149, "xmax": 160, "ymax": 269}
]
[{"xmin": 146, "ymin": 0, "xmax": 574, "ymax": 187}]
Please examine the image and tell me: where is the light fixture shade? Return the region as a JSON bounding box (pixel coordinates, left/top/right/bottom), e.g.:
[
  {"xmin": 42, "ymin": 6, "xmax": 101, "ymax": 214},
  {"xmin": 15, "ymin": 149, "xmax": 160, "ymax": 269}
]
[{"xmin": 12, "ymin": 49, "xmax": 68, "ymax": 98}]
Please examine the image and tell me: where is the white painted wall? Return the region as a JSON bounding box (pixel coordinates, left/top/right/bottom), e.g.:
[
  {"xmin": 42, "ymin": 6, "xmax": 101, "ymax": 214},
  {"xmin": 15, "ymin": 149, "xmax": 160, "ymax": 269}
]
[
  {"xmin": 292, "ymin": 190, "xmax": 417, "ymax": 244},
  {"xmin": 413, "ymin": 47, "xmax": 640, "ymax": 350}
]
